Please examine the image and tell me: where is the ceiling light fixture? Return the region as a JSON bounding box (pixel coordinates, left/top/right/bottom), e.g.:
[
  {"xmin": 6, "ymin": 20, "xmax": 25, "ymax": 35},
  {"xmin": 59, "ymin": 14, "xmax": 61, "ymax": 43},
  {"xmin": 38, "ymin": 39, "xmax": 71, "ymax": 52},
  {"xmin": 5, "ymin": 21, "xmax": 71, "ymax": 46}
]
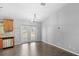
[
  {"xmin": 32, "ymin": 13, "xmax": 36, "ymax": 22},
  {"xmin": 32, "ymin": 13, "xmax": 40, "ymax": 23}
]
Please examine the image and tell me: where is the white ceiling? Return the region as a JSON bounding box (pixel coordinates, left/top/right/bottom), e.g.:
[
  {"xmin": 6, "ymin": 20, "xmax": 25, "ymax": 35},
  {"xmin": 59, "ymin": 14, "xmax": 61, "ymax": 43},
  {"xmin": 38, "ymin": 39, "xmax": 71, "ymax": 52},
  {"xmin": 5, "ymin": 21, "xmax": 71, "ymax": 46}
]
[{"xmin": 0, "ymin": 3, "xmax": 67, "ymax": 21}]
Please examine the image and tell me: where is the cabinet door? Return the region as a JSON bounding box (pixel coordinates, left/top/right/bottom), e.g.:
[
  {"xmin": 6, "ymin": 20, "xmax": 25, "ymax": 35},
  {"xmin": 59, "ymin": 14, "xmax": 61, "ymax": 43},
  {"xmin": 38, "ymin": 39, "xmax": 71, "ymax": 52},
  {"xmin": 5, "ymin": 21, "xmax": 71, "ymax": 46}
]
[
  {"xmin": 4, "ymin": 19, "xmax": 13, "ymax": 32},
  {"xmin": 0, "ymin": 39, "xmax": 3, "ymax": 48},
  {"xmin": 0, "ymin": 22, "xmax": 4, "ymax": 34}
]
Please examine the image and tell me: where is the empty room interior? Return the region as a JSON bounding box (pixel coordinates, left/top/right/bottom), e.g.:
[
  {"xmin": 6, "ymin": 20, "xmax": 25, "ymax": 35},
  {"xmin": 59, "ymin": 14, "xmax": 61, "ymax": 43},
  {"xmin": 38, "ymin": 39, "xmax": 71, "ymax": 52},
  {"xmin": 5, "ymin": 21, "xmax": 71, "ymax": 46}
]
[{"xmin": 0, "ymin": 3, "xmax": 79, "ymax": 56}]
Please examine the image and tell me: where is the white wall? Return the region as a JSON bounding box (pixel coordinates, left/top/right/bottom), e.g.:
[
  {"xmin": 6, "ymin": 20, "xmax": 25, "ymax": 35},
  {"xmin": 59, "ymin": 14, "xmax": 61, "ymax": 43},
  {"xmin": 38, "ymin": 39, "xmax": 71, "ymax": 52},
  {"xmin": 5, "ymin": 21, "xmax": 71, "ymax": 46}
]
[
  {"xmin": 42, "ymin": 3, "xmax": 79, "ymax": 55},
  {"xmin": 42, "ymin": 13, "xmax": 58, "ymax": 43}
]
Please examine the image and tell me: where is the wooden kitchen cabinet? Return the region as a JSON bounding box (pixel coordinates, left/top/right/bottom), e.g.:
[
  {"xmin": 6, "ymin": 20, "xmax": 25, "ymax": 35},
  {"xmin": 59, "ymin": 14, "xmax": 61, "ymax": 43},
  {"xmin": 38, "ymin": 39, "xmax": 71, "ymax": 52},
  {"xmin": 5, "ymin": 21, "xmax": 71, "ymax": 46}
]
[
  {"xmin": 0, "ymin": 37, "xmax": 14, "ymax": 49},
  {"xmin": 0, "ymin": 39, "xmax": 3, "ymax": 49},
  {"xmin": 3, "ymin": 19, "xmax": 13, "ymax": 32},
  {"xmin": 0, "ymin": 19, "xmax": 14, "ymax": 49}
]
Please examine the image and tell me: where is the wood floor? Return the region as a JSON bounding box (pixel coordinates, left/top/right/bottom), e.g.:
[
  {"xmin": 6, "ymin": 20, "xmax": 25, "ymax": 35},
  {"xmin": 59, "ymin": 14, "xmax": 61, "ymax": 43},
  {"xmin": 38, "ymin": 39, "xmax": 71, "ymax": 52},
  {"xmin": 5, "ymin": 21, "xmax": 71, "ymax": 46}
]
[{"xmin": 0, "ymin": 41, "xmax": 77, "ymax": 56}]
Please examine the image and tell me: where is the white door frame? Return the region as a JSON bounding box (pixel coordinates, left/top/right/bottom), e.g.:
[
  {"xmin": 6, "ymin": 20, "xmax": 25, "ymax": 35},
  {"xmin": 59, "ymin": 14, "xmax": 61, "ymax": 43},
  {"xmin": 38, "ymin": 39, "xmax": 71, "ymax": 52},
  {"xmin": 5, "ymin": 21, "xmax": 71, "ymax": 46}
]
[{"xmin": 20, "ymin": 25, "xmax": 37, "ymax": 44}]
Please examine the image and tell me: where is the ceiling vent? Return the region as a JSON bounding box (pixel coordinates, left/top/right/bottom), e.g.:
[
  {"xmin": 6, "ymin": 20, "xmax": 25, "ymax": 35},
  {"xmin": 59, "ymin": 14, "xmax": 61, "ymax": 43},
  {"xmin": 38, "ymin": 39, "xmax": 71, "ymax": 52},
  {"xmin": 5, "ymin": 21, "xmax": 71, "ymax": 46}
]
[{"xmin": 40, "ymin": 3, "xmax": 46, "ymax": 6}]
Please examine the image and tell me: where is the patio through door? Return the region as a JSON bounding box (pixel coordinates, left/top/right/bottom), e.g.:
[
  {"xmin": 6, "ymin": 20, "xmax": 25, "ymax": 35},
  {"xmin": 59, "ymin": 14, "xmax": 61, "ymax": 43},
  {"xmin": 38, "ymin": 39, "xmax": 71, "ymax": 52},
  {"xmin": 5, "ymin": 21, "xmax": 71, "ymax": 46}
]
[{"xmin": 21, "ymin": 25, "xmax": 37, "ymax": 44}]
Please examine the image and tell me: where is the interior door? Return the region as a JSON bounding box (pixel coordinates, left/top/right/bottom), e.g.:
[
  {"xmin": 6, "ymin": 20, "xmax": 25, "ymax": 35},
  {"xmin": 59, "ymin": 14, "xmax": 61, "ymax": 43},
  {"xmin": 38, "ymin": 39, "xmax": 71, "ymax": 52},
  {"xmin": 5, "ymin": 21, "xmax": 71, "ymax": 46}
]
[{"xmin": 21, "ymin": 25, "xmax": 37, "ymax": 44}]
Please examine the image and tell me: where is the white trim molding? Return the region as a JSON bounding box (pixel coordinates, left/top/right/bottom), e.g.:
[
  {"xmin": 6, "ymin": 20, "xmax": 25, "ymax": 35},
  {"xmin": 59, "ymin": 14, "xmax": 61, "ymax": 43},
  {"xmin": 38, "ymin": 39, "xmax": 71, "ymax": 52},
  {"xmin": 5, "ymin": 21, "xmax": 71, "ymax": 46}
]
[{"xmin": 42, "ymin": 40, "xmax": 79, "ymax": 56}]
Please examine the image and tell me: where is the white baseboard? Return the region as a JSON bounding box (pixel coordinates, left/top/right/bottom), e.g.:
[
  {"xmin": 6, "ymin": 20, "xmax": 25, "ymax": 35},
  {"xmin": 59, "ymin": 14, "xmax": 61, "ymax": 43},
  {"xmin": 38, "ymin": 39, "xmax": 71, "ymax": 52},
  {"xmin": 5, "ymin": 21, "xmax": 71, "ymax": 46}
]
[
  {"xmin": 15, "ymin": 40, "xmax": 41, "ymax": 45},
  {"xmin": 42, "ymin": 40, "xmax": 79, "ymax": 56}
]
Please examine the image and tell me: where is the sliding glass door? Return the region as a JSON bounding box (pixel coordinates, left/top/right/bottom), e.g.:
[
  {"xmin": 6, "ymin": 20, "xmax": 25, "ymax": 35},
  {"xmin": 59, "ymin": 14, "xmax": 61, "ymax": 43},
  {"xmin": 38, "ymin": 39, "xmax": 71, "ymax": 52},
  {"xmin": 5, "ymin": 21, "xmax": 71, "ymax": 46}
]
[{"xmin": 21, "ymin": 25, "xmax": 37, "ymax": 44}]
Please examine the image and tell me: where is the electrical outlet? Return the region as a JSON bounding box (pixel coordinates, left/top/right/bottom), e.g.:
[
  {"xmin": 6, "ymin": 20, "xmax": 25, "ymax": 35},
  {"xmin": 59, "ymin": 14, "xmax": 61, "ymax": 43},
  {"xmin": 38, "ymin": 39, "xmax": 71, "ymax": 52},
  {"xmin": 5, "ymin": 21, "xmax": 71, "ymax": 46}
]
[{"xmin": 73, "ymin": 48, "xmax": 79, "ymax": 52}]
